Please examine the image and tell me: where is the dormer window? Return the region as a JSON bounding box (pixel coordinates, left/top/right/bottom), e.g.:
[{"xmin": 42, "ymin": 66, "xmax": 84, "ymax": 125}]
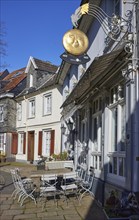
[{"xmin": 29, "ymin": 74, "xmax": 33, "ymax": 87}]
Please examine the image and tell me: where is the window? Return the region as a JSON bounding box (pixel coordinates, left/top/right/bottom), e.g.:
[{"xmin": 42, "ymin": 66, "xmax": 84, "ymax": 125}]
[
  {"xmin": 18, "ymin": 133, "xmax": 24, "ymax": 154},
  {"xmin": 29, "ymin": 74, "xmax": 33, "ymax": 87},
  {"xmin": 39, "ymin": 130, "xmax": 54, "ymax": 157},
  {"xmin": 18, "ymin": 132, "xmax": 26, "ymax": 154},
  {"xmin": 42, "ymin": 130, "xmax": 51, "ymax": 157},
  {"xmin": 0, "ymin": 133, "xmax": 5, "ymax": 153},
  {"xmin": 17, "ymin": 103, "xmax": 22, "ymax": 121},
  {"xmin": 91, "ymin": 97, "xmax": 102, "ymax": 171},
  {"xmin": 111, "ymin": 107, "xmax": 118, "ymax": 151},
  {"xmin": 108, "ymin": 84, "xmax": 126, "ymax": 178},
  {"xmin": 92, "ymin": 105, "xmax": 102, "ymax": 151},
  {"xmin": 0, "ymin": 105, "xmax": 4, "ymax": 122},
  {"xmin": 108, "ymin": 155, "xmax": 125, "ymax": 177},
  {"xmin": 92, "ymin": 155, "xmax": 102, "ymax": 171},
  {"xmin": 43, "ymin": 94, "xmax": 52, "ymax": 115},
  {"xmin": 28, "ymin": 98, "xmax": 35, "ymax": 118}
]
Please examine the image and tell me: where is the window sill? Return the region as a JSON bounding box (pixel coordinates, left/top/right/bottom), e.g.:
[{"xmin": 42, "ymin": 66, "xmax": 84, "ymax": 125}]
[{"xmin": 107, "ymin": 173, "xmax": 125, "ymax": 188}]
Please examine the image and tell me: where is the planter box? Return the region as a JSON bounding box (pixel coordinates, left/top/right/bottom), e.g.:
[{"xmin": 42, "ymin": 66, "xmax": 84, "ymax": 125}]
[{"xmin": 45, "ymin": 160, "xmax": 74, "ymax": 170}]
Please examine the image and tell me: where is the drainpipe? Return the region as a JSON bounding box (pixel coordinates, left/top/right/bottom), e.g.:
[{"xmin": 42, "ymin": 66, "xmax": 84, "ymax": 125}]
[{"xmin": 23, "ymin": 95, "xmax": 28, "ymax": 161}]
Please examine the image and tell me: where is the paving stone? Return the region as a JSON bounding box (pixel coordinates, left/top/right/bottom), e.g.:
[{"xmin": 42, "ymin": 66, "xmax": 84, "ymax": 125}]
[
  {"xmin": 0, "ymin": 215, "xmax": 14, "ymax": 220},
  {"xmin": 10, "ymin": 204, "xmax": 24, "ymax": 209},
  {"xmin": 76, "ymin": 206, "xmax": 89, "ymax": 218},
  {"xmin": 20, "ymin": 219, "xmax": 41, "ymax": 220},
  {"xmin": 0, "ymin": 165, "xmax": 108, "ymax": 220},
  {"xmin": 24, "ymin": 207, "xmax": 42, "ymax": 214},
  {"xmin": 37, "ymin": 211, "xmax": 58, "ymax": 218},
  {"xmin": 2, "ymin": 209, "xmax": 24, "ymax": 216},
  {"xmin": 2, "ymin": 199, "xmax": 14, "ymax": 205},
  {"xmin": 57, "ymin": 209, "xmax": 77, "ymax": 215},
  {"xmin": 41, "ymin": 216, "xmax": 65, "ymax": 220},
  {"xmin": 64, "ymin": 214, "xmax": 82, "ymax": 220},
  {"xmin": 0, "ymin": 204, "xmax": 10, "ymax": 210},
  {"xmin": 13, "ymin": 213, "xmax": 36, "ymax": 219}
]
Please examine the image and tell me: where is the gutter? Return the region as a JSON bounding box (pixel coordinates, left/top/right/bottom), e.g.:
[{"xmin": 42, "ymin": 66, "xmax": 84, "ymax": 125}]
[{"xmin": 0, "ymin": 93, "xmax": 14, "ymax": 99}]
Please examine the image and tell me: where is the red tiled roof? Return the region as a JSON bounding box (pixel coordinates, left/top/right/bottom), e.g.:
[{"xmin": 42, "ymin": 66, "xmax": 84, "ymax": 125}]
[
  {"xmin": 1, "ymin": 67, "xmax": 26, "ymax": 93},
  {"xmin": 3, "ymin": 67, "xmax": 25, "ymax": 80}
]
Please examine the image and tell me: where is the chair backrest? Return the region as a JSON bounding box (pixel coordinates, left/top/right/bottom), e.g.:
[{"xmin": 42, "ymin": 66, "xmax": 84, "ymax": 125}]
[
  {"xmin": 41, "ymin": 174, "xmax": 57, "ymax": 186},
  {"xmin": 64, "ymin": 161, "xmax": 74, "ymax": 170},
  {"xmin": 77, "ymin": 165, "xmax": 87, "ymax": 180},
  {"xmin": 87, "ymin": 174, "xmax": 94, "ymax": 190},
  {"xmin": 63, "ymin": 172, "xmax": 77, "ymax": 180},
  {"xmin": 10, "ymin": 169, "xmax": 20, "ymax": 183},
  {"xmin": 62, "ymin": 172, "xmax": 78, "ymax": 185}
]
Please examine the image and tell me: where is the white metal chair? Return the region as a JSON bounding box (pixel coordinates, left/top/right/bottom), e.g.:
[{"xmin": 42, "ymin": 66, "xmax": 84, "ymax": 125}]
[
  {"xmin": 10, "ymin": 169, "xmax": 23, "ymax": 199},
  {"xmin": 39, "ymin": 174, "xmax": 58, "ymax": 210},
  {"xmin": 64, "ymin": 161, "xmax": 74, "ymax": 171},
  {"xmin": 78, "ymin": 173, "xmax": 94, "ymax": 203},
  {"xmin": 10, "ymin": 169, "xmax": 36, "ymax": 206},
  {"xmin": 60, "ymin": 173, "xmax": 79, "ymax": 205},
  {"xmin": 75, "ymin": 166, "xmax": 87, "ymax": 186}
]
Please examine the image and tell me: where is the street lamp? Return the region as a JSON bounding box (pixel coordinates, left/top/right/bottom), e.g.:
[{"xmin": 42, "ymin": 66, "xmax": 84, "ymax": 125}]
[
  {"xmin": 61, "ymin": 124, "xmax": 66, "ymax": 135},
  {"xmin": 66, "ymin": 120, "xmax": 74, "ymax": 131}
]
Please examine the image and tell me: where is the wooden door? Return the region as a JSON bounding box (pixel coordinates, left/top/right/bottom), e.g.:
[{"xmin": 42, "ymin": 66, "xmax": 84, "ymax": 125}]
[{"xmin": 28, "ymin": 131, "xmax": 34, "ymax": 162}]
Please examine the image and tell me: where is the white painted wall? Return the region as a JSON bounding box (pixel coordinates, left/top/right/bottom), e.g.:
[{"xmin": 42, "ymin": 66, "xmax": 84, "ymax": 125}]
[{"xmin": 16, "ymin": 86, "xmax": 62, "ymax": 161}]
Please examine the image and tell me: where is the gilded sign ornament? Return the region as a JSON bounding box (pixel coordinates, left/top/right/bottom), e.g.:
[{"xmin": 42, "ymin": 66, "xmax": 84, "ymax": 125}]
[
  {"xmin": 62, "ymin": 29, "xmax": 89, "ymax": 56},
  {"xmin": 60, "ymin": 3, "xmax": 90, "ymax": 64},
  {"xmin": 71, "ymin": 3, "xmax": 89, "ymax": 28}
]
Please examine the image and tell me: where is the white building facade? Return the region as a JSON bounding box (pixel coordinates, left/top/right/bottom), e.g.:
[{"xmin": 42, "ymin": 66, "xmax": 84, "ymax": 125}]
[
  {"xmin": 57, "ymin": 0, "xmax": 139, "ymax": 205},
  {"xmin": 15, "ymin": 57, "xmax": 62, "ymax": 162}
]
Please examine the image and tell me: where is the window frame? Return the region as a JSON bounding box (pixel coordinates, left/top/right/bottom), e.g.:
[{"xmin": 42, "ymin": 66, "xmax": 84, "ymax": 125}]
[
  {"xmin": 42, "ymin": 130, "xmax": 51, "ymax": 157},
  {"xmin": 107, "ymin": 84, "xmax": 126, "ymax": 185},
  {"xmin": 17, "ymin": 102, "xmax": 22, "ymax": 121},
  {"xmin": 0, "ymin": 133, "xmax": 5, "ymax": 153},
  {"xmin": 28, "ymin": 98, "xmax": 35, "ymax": 118},
  {"xmin": 91, "ymin": 97, "xmax": 102, "ymax": 173},
  {"xmin": 18, "ymin": 132, "xmax": 24, "ymax": 154},
  {"xmin": 43, "ymin": 93, "xmax": 52, "ymax": 116}
]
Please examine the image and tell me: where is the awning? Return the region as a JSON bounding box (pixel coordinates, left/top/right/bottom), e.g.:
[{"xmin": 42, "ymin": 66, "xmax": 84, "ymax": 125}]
[{"xmin": 61, "ymin": 48, "xmax": 131, "ymax": 109}]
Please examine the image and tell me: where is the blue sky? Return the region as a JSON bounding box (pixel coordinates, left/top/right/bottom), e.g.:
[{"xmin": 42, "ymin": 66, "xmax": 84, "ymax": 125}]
[{"xmin": 1, "ymin": 0, "xmax": 81, "ymax": 72}]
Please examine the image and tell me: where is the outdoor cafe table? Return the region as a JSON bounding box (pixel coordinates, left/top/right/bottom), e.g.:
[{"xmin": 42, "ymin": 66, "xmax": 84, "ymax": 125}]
[{"xmin": 30, "ymin": 171, "xmax": 78, "ymax": 193}]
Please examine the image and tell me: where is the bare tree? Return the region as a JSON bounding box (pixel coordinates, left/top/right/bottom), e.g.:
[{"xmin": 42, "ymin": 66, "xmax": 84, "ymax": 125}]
[{"xmin": 0, "ymin": 21, "xmax": 9, "ymax": 70}]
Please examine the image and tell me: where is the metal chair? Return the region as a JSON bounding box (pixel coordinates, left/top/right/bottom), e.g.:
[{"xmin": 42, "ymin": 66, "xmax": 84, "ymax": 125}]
[
  {"xmin": 75, "ymin": 165, "xmax": 87, "ymax": 185},
  {"xmin": 10, "ymin": 169, "xmax": 36, "ymax": 206},
  {"xmin": 78, "ymin": 173, "xmax": 94, "ymax": 203},
  {"xmin": 39, "ymin": 174, "xmax": 58, "ymax": 210},
  {"xmin": 60, "ymin": 173, "xmax": 79, "ymax": 205}
]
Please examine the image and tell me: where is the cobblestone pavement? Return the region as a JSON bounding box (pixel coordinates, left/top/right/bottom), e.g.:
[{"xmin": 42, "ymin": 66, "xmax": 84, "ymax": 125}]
[{"xmin": 0, "ymin": 163, "xmax": 108, "ymax": 220}]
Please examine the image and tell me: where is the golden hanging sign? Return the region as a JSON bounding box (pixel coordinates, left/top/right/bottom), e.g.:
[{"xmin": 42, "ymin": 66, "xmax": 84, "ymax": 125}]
[{"xmin": 62, "ymin": 29, "xmax": 89, "ymax": 56}]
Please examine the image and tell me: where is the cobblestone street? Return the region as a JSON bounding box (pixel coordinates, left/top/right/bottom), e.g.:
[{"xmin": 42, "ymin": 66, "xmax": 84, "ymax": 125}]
[{"xmin": 0, "ymin": 163, "xmax": 107, "ymax": 220}]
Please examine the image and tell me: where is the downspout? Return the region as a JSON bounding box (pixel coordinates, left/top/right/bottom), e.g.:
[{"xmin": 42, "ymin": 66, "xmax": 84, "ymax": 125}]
[{"xmin": 23, "ymin": 95, "xmax": 28, "ymax": 161}]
